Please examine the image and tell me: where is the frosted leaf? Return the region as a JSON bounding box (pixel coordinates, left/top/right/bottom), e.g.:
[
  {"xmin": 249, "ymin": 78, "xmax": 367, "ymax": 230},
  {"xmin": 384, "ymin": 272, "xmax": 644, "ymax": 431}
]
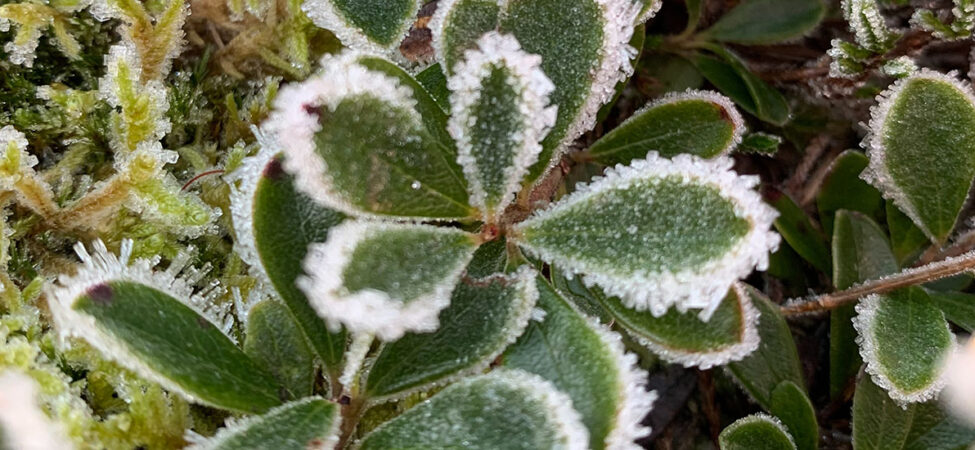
[
  {"xmin": 298, "ymin": 221, "xmax": 478, "ymax": 341},
  {"xmin": 0, "ymin": 3, "xmax": 49, "ymax": 67},
  {"xmin": 448, "ymin": 32, "xmax": 556, "ymax": 222},
  {"xmin": 853, "ymin": 288, "xmax": 954, "ymax": 405},
  {"xmin": 601, "ymin": 283, "xmax": 761, "ymax": 369},
  {"xmin": 185, "ymin": 397, "xmax": 341, "ymax": 450},
  {"xmin": 912, "ymin": 0, "xmax": 975, "ymax": 40},
  {"xmin": 943, "ymin": 338, "xmax": 975, "ymax": 427},
  {"xmin": 358, "ymin": 369, "xmax": 589, "ymax": 450},
  {"xmin": 504, "ymin": 276, "xmax": 656, "ymax": 450},
  {"xmin": 880, "ymin": 56, "xmax": 918, "ymax": 79},
  {"xmin": 634, "ymin": 0, "xmax": 661, "ymax": 24},
  {"xmin": 512, "ymin": 153, "xmax": 780, "ymax": 319},
  {"xmin": 719, "ymin": 413, "xmax": 797, "ymax": 450},
  {"xmin": 301, "ymin": 0, "xmax": 419, "ymax": 53},
  {"xmin": 0, "ymin": 371, "xmax": 74, "ymax": 450},
  {"xmin": 586, "ymin": 89, "xmax": 745, "ymax": 165},
  {"xmin": 0, "ymin": 125, "xmax": 38, "ymax": 189},
  {"xmin": 827, "ymin": 38, "xmax": 872, "ymax": 79},
  {"xmin": 46, "ymin": 240, "xmax": 282, "ymax": 412},
  {"xmin": 842, "ymin": 0, "xmax": 897, "ymax": 53},
  {"xmin": 363, "ymin": 266, "xmax": 538, "ymax": 402},
  {"xmin": 265, "ymin": 51, "xmax": 472, "ymax": 221},
  {"xmin": 862, "ymin": 70, "xmax": 975, "ymax": 244},
  {"xmin": 98, "ymin": 44, "xmax": 172, "ymax": 152},
  {"xmin": 430, "ymin": 0, "xmax": 504, "ymax": 73}
]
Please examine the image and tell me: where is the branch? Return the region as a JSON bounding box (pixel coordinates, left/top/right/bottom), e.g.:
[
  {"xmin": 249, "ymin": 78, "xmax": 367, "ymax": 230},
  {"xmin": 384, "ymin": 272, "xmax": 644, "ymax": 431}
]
[{"xmin": 780, "ymin": 250, "xmax": 975, "ymax": 315}]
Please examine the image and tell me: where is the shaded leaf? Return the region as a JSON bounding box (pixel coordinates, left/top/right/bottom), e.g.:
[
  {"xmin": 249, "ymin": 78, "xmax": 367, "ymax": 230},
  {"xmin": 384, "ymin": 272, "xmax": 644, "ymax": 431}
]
[
  {"xmin": 513, "ymin": 153, "xmax": 779, "ymax": 318},
  {"xmin": 358, "ymin": 370, "xmax": 589, "ymax": 449},
  {"xmin": 415, "ymin": 63, "xmax": 450, "ymax": 112},
  {"xmin": 719, "ymin": 414, "xmax": 797, "ymax": 450},
  {"xmin": 769, "ymin": 189, "xmax": 831, "ymax": 273},
  {"xmin": 817, "ymin": 151, "xmax": 884, "ymax": 236},
  {"xmin": 244, "ymin": 300, "xmax": 316, "ymax": 400},
  {"xmin": 738, "ymin": 132, "xmax": 782, "ymax": 155},
  {"xmin": 927, "ymin": 290, "xmax": 975, "ymax": 332},
  {"xmin": 704, "ymin": 0, "xmax": 825, "ymax": 45},
  {"xmin": 691, "ymin": 49, "xmax": 791, "ymax": 125},
  {"xmin": 887, "ymin": 201, "xmax": 929, "ymax": 265},
  {"xmin": 504, "ymin": 277, "xmax": 654, "ymax": 450},
  {"xmin": 187, "ymin": 397, "xmax": 340, "ymax": 450},
  {"xmin": 852, "ymin": 374, "xmax": 913, "ymax": 450},
  {"xmin": 769, "ymin": 381, "xmax": 819, "ymax": 450},
  {"xmin": 903, "ymin": 400, "xmax": 975, "ymax": 450},
  {"xmin": 363, "ymin": 267, "xmax": 537, "ymax": 401},
  {"xmin": 587, "ymin": 90, "xmax": 744, "ymax": 165}
]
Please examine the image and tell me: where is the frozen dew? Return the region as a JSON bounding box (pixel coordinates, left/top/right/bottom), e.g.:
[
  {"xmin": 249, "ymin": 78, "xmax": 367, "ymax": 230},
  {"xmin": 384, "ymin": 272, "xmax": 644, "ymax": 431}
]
[{"xmin": 448, "ymin": 31, "xmax": 557, "ymax": 222}]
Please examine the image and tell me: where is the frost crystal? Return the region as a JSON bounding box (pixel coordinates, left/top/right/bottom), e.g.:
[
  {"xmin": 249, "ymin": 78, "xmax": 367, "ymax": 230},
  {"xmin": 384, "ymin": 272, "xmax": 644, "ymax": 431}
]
[
  {"xmin": 448, "ymin": 32, "xmax": 557, "ymax": 222},
  {"xmin": 0, "ymin": 125, "xmax": 38, "ymax": 189},
  {"xmin": 185, "ymin": 397, "xmax": 342, "ymax": 450},
  {"xmin": 98, "ymin": 44, "xmax": 172, "ymax": 152},
  {"xmin": 47, "ymin": 240, "xmax": 236, "ymax": 403},
  {"xmin": 515, "ymin": 153, "xmax": 780, "ymax": 320},
  {"xmin": 0, "ymin": 371, "xmax": 74, "ymax": 450},
  {"xmin": 842, "ymin": 0, "xmax": 897, "ymax": 53},
  {"xmin": 636, "ymin": 283, "xmax": 761, "ymax": 369},
  {"xmin": 301, "ymin": 0, "xmax": 419, "ymax": 54},
  {"xmin": 297, "ymin": 221, "xmax": 476, "ymax": 341},
  {"xmin": 722, "ymin": 413, "xmax": 796, "ymax": 448},
  {"xmin": 264, "ymin": 51, "xmax": 422, "ymax": 219},
  {"xmin": 225, "ymin": 141, "xmax": 278, "ymax": 289},
  {"xmin": 853, "ymin": 293, "xmax": 952, "ymax": 405}
]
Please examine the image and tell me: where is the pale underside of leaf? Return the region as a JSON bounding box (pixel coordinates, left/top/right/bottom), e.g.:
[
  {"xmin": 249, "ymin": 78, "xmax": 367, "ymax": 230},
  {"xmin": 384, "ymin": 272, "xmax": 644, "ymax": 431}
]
[
  {"xmin": 513, "ymin": 153, "xmax": 780, "ymax": 319},
  {"xmin": 266, "ymin": 51, "xmax": 471, "ymax": 221},
  {"xmin": 448, "ymin": 31, "xmax": 557, "ymax": 222},
  {"xmin": 853, "ymin": 291, "xmax": 955, "ymax": 405},
  {"xmin": 185, "ymin": 397, "xmax": 341, "ymax": 450},
  {"xmin": 298, "ymin": 221, "xmax": 477, "ymax": 341},
  {"xmin": 604, "ymin": 283, "xmax": 761, "ymax": 369},
  {"xmin": 301, "ymin": 0, "xmax": 420, "ymax": 53},
  {"xmin": 862, "ymin": 69, "xmax": 975, "ymax": 244},
  {"xmin": 504, "ymin": 277, "xmax": 655, "ymax": 450},
  {"xmin": 363, "ymin": 266, "xmax": 538, "ymax": 403},
  {"xmin": 357, "ymin": 369, "xmax": 589, "ymax": 450}
]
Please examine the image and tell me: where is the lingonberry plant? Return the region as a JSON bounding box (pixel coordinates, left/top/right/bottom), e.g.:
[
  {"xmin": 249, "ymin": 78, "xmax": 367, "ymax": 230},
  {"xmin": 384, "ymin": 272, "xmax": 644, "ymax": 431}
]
[{"xmin": 6, "ymin": 0, "xmax": 975, "ymax": 448}]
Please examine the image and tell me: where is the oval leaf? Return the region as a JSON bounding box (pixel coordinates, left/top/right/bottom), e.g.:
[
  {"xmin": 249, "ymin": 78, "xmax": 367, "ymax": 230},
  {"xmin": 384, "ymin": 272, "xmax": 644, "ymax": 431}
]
[
  {"xmin": 719, "ymin": 414, "xmax": 797, "ymax": 450},
  {"xmin": 598, "ymin": 283, "xmax": 760, "ymax": 369},
  {"xmin": 47, "ymin": 241, "xmax": 282, "ymax": 413},
  {"xmin": 586, "ymin": 90, "xmax": 745, "ymax": 166},
  {"xmin": 852, "ymin": 374, "xmax": 914, "ymax": 450},
  {"xmin": 228, "ymin": 147, "xmax": 347, "ymax": 374},
  {"xmin": 512, "ymin": 153, "xmax": 780, "ymax": 318},
  {"xmin": 430, "ymin": 0, "xmax": 503, "ymax": 73},
  {"xmin": 704, "ymin": 0, "xmax": 825, "ymax": 45},
  {"xmin": 864, "ymin": 70, "xmax": 975, "ymax": 244},
  {"xmin": 769, "ymin": 381, "xmax": 819, "ymax": 450},
  {"xmin": 301, "ymin": 0, "xmax": 419, "ymax": 52},
  {"xmin": 363, "ymin": 266, "xmax": 537, "ymax": 401},
  {"xmin": 299, "ymin": 221, "xmax": 478, "ymax": 341},
  {"xmin": 816, "ymin": 151, "xmax": 884, "ymax": 236},
  {"xmin": 691, "ymin": 50, "xmax": 790, "ymax": 126},
  {"xmin": 267, "ymin": 51, "xmax": 472, "ymax": 221},
  {"xmin": 448, "ymin": 32, "xmax": 557, "ymax": 222},
  {"xmin": 853, "ymin": 287, "xmax": 954, "ymax": 404},
  {"xmin": 187, "ymin": 397, "xmax": 340, "ymax": 450},
  {"xmin": 244, "ymin": 300, "xmax": 316, "ymax": 400},
  {"xmin": 504, "ymin": 276, "xmax": 655, "ymax": 450},
  {"xmin": 358, "ymin": 370, "xmax": 589, "ymax": 450}
]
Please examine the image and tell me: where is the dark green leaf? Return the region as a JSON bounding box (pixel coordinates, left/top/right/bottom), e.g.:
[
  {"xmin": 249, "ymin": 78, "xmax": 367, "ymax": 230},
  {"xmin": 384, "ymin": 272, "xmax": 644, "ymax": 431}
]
[
  {"xmin": 887, "ymin": 201, "xmax": 929, "ymax": 266},
  {"xmin": 770, "ymin": 381, "xmax": 819, "ymax": 450},
  {"xmin": 692, "ymin": 48, "xmax": 791, "ymax": 125},
  {"xmin": 852, "ymin": 374, "xmax": 914, "ymax": 450},
  {"xmin": 704, "ymin": 0, "xmax": 825, "ymax": 45},
  {"xmin": 769, "ymin": 188, "xmax": 831, "ymax": 273},
  {"xmin": 415, "ymin": 63, "xmax": 450, "ymax": 113},
  {"xmin": 187, "ymin": 397, "xmax": 340, "ymax": 450},
  {"xmin": 738, "ymin": 132, "xmax": 782, "ymax": 155},
  {"xmin": 927, "ymin": 290, "xmax": 975, "ymax": 332},
  {"xmin": 303, "ymin": 0, "xmax": 420, "ymax": 49},
  {"xmin": 431, "ymin": 0, "xmax": 502, "ymax": 72},
  {"xmin": 244, "ymin": 300, "xmax": 316, "ymax": 400},
  {"xmin": 903, "ymin": 400, "xmax": 975, "ymax": 450},
  {"xmin": 816, "ymin": 151, "xmax": 884, "ymax": 236}
]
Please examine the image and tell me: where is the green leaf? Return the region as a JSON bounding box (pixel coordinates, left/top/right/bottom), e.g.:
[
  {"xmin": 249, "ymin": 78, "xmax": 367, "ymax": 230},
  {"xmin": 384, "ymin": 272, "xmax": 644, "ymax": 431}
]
[
  {"xmin": 302, "ymin": 0, "xmax": 420, "ymax": 51},
  {"xmin": 504, "ymin": 277, "xmax": 653, "ymax": 450},
  {"xmin": 769, "ymin": 188, "xmax": 831, "ymax": 273},
  {"xmin": 48, "ymin": 243, "xmax": 282, "ymax": 413},
  {"xmin": 853, "ymin": 287, "xmax": 953, "ymax": 403},
  {"xmin": 244, "ymin": 300, "xmax": 316, "ymax": 400},
  {"xmin": 903, "ymin": 400, "xmax": 975, "ymax": 450},
  {"xmin": 769, "ymin": 381, "xmax": 819, "ymax": 450},
  {"xmin": 300, "ymin": 221, "xmax": 478, "ymax": 341},
  {"xmin": 738, "ymin": 132, "xmax": 783, "ymax": 155},
  {"xmin": 927, "ymin": 290, "xmax": 975, "ymax": 332},
  {"xmin": 635, "ymin": 0, "xmax": 660, "ymax": 23},
  {"xmin": 597, "ymin": 284, "xmax": 759, "ymax": 368},
  {"xmin": 691, "ymin": 49, "xmax": 791, "ymax": 125},
  {"xmin": 269, "ymin": 52, "xmax": 472, "ymax": 221},
  {"xmin": 852, "ymin": 374, "xmax": 914, "ymax": 450},
  {"xmin": 887, "ymin": 202, "xmax": 929, "ymax": 265},
  {"xmin": 864, "ymin": 71, "xmax": 975, "ymax": 244},
  {"xmin": 186, "ymin": 397, "xmax": 340, "ymax": 450},
  {"xmin": 703, "ymin": 0, "xmax": 825, "ymax": 45},
  {"xmin": 358, "ymin": 370, "xmax": 589, "ymax": 449},
  {"xmin": 430, "ymin": 0, "xmax": 502, "ymax": 73},
  {"xmin": 448, "ymin": 32, "xmax": 556, "ymax": 222},
  {"xmin": 596, "ymin": 24, "xmax": 646, "ymax": 124},
  {"xmin": 228, "ymin": 148, "xmax": 347, "ymax": 375},
  {"xmin": 727, "ymin": 286, "xmax": 805, "ymax": 409},
  {"xmin": 719, "ymin": 414, "xmax": 797, "ymax": 450},
  {"xmin": 639, "ymin": 54, "xmax": 704, "ymax": 98},
  {"xmin": 586, "ymin": 90, "xmax": 745, "ymax": 166},
  {"xmin": 842, "ymin": 0, "xmax": 899, "ymax": 53},
  {"xmin": 513, "ymin": 153, "xmax": 780, "ymax": 318},
  {"xmin": 816, "ymin": 151, "xmax": 884, "ymax": 236},
  {"xmin": 415, "ymin": 63, "xmax": 450, "ymax": 113},
  {"xmin": 829, "ymin": 210, "xmax": 899, "ymax": 398},
  {"xmin": 363, "ymin": 267, "xmax": 537, "ymax": 401},
  {"xmin": 434, "ymin": 0, "xmax": 645, "ymax": 183}
]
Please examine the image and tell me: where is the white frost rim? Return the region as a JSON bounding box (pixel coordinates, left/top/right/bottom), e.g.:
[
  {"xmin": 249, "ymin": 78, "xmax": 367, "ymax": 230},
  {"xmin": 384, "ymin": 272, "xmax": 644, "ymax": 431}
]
[
  {"xmin": 225, "ymin": 141, "xmax": 279, "ymax": 291},
  {"xmin": 297, "ymin": 220, "xmax": 477, "ymax": 341},
  {"xmin": 46, "ymin": 240, "xmax": 232, "ymax": 407},
  {"xmin": 635, "ymin": 0, "xmax": 662, "ymax": 24},
  {"xmin": 514, "ymin": 152, "xmax": 781, "ymax": 320},
  {"xmin": 365, "ymin": 266, "xmax": 540, "ymax": 405},
  {"xmin": 185, "ymin": 396, "xmax": 342, "ymax": 450},
  {"xmin": 861, "ymin": 69, "xmax": 975, "ymax": 243},
  {"xmin": 448, "ymin": 31, "xmax": 557, "ymax": 222},
  {"xmin": 630, "ymin": 283, "xmax": 761, "ymax": 370},
  {"xmin": 301, "ymin": 0, "xmax": 420, "ymax": 55},
  {"xmin": 721, "ymin": 413, "xmax": 796, "ymax": 448},
  {"xmin": 852, "ymin": 293, "xmax": 953, "ymax": 405}
]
